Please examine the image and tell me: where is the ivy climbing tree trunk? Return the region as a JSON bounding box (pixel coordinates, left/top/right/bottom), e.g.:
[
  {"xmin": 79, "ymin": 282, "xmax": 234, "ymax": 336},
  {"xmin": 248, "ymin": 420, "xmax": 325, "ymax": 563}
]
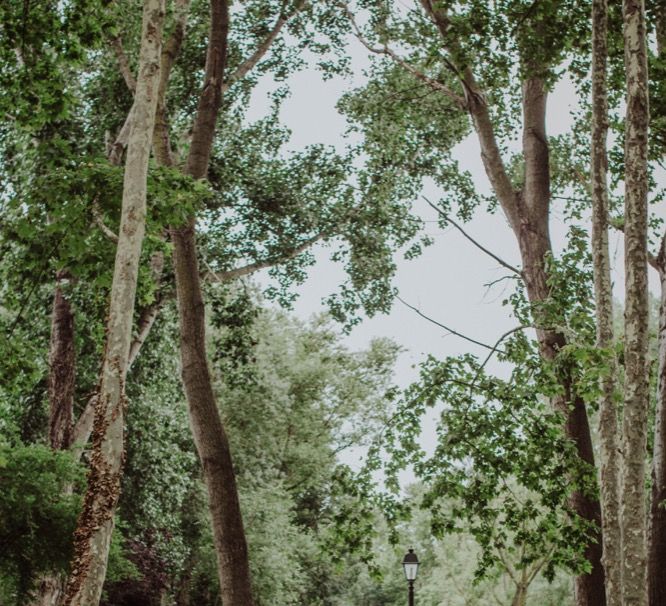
[
  {"xmin": 591, "ymin": 0, "xmax": 623, "ymax": 603},
  {"xmin": 169, "ymin": 1, "xmax": 256, "ymax": 603},
  {"xmin": 621, "ymin": 0, "xmax": 650, "ymax": 604},
  {"xmin": 60, "ymin": 1, "xmax": 165, "ymax": 604}
]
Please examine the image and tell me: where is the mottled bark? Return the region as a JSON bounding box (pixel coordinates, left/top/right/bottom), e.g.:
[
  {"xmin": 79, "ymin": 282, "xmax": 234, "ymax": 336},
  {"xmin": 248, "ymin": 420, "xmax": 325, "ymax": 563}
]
[
  {"xmin": 47, "ymin": 274, "xmax": 76, "ymax": 450},
  {"xmin": 591, "ymin": 0, "xmax": 623, "ymax": 603},
  {"xmin": 650, "ymin": 239, "xmax": 666, "ymax": 606},
  {"xmin": 621, "ymin": 1, "xmax": 651, "ymax": 605},
  {"xmin": 169, "ymin": 1, "xmax": 255, "ymax": 604},
  {"xmin": 61, "ymin": 1, "xmax": 165, "ymax": 604},
  {"xmin": 511, "ymin": 584, "xmax": 528, "ymax": 606}
]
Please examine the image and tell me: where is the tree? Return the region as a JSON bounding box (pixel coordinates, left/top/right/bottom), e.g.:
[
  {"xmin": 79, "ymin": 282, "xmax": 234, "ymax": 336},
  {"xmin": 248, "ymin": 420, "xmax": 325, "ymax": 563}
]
[
  {"xmin": 590, "ymin": 0, "xmax": 622, "ymax": 602},
  {"xmin": 621, "ymin": 0, "xmax": 651, "ymax": 604},
  {"xmin": 341, "ymin": 1, "xmax": 605, "ymax": 602},
  {"xmin": 61, "ymin": 1, "xmax": 166, "ymax": 603}
]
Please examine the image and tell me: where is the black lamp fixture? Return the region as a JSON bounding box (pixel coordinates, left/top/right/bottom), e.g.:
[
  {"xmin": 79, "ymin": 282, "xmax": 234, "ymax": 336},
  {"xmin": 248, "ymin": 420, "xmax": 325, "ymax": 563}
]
[{"xmin": 402, "ymin": 548, "xmax": 420, "ymax": 606}]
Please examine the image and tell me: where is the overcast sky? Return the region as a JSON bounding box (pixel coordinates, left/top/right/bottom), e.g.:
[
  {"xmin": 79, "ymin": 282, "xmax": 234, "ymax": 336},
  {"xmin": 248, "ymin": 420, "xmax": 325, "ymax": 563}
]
[{"xmin": 245, "ymin": 35, "xmax": 666, "ymax": 467}]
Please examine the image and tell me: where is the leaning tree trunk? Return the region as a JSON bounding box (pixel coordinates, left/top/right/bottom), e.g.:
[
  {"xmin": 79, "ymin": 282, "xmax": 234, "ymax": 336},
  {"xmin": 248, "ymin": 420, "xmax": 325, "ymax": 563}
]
[
  {"xmin": 169, "ymin": 0, "xmax": 256, "ymax": 603},
  {"xmin": 621, "ymin": 0, "xmax": 650, "ymax": 605},
  {"xmin": 591, "ymin": 0, "xmax": 623, "ymax": 603},
  {"xmin": 60, "ymin": 2, "xmax": 165, "ymax": 604},
  {"xmin": 649, "ymin": 241, "xmax": 666, "ymax": 606}
]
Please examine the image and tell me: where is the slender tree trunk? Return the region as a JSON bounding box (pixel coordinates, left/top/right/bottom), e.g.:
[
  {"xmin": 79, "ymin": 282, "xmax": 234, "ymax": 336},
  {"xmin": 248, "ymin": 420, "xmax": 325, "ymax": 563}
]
[
  {"xmin": 515, "ymin": 77, "xmax": 606, "ymax": 606},
  {"xmin": 591, "ymin": 0, "xmax": 623, "ymax": 602},
  {"xmin": 48, "ymin": 272, "xmax": 76, "ymax": 450},
  {"xmin": 621, "ymin": 1, "xmax": 650, "ymax": 604},
  {"xmin": 30, "ymin": 275, "xmax": 77, "ymax": 606},
  {"xmin": 61, "ymin": 2, "xmax": 165, "ymax": 604},
  {"xmin": 168, "ymin": 1, "xmax": 255, "ymax": 603},
  {"xmin": 649, "ymin": 241, "xmax": 666, "ymax": 606}
]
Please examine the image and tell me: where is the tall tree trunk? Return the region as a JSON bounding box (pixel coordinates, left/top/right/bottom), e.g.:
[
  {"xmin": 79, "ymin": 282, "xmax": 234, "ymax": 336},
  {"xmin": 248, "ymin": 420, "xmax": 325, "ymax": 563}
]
[
  {"xmin": 61, "ymin": 1, "xmax": 165, "ymax": 604},
  {"xmin": 169, "ymin": 1, "xmax": 256, "ymax": 603},
  {"xmin": 514, "ymin": 76, "xmax": 606, "ymax": 606},
  {"xmin": 621, "ymin": 0, "xmax": 650, "ymax": 604},
  {"xmin": 48, "ymin": 272, "xmax": 76, "ymax": 450},
  {"xmin": 649, "ymin": 240, "xmax": 666, "ymax": 606},
  {"xmin": 591, "ymin": 0, "xmax": 623, "ymax": 602}
]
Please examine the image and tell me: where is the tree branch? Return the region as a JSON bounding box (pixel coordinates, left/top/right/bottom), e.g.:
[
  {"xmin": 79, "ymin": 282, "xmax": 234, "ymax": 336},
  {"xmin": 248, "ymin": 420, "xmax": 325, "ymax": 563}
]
[
  {"xmin": 424, "ymin": 197, "xmax": 523, "ymax": 276},
  {"xmin": 91, "ymin": 199, "xmax": 119, "ymax": 243},
  {"xmin": 396, "ymin": 294, "xmax": 500, "ymax": 351},
  {"xmin": 111, "ymin": 35, "xmax": 137, "ymax": 92},
  {"xmin": 341, "ymin": 3, "xmax": 466, "ymax": 109},
  {"xmin": 154, "ymin": 0, "xmax": 192, "ymax": 166},
  {"xmin": 185, "ymin": 0, "xmax": 231, "ymax": 179},
  {"xmin": 206, "ymin": 232, "xmax": 324, "ymax": 283},
  {"xmin": 221, "ymin": 0, "xmax": 308, "ymax": 94}
]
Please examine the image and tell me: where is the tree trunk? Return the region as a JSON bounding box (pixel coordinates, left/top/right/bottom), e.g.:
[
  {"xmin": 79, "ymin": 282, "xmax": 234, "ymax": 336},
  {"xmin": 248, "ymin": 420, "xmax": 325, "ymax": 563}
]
[
  {"xmin": 649, "ymin": 244, "xmax": 666, "ymax": 606},
  {"xmin": 48, "ymin": 273, "xmax": 76, "ymax": 450},
  {"xmin": 169, "ymin": 1, "xmax": 255, "ymax": 603},
  {"xmin": 621, "ymin": 0, "xmax": 650, "ymax": 604},
  {"xmin": 511, "ymin": 583, "xmax": 528, "ymax": 606},
  {"xmin": 513, "ymin": 77, "xmax": 606, "ymax": 606},
  {"xmin": 591, "ymin": 0, "xmax": 623, "ymax": 603},
  {"xmin": 61, "ymin": 1, "xmax": 165, "ymax": 604}
]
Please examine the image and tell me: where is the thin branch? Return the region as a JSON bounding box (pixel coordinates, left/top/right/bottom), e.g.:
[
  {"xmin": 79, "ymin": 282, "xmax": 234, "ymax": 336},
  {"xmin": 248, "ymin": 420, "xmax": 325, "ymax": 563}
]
[
  {"xmin": 341, "ymin": 2, "xmax": 466, "ymax": 109},
  {"xmin": 396, "ymin": 294, "xmax": 498, "ymax": 351},
  {"xmin": 424, "ymin": 197, "xmax": 523, "ymax": 276},
  {"xmin": 154, "ymin": 0, "xmax": 192, "ymax": 166},
  {"xmin": 221, "ymin": 0, "xmax": 308, "ymax": 94},
  {"xmin": 474, "ymin": 325, "xmax": 529, "ymax": 381},
  {"xmin": 91, "ymin": 199, "xmax": 119, "ymax": 243},
  {"xmin": 70, "ymin": 293, "xmax": 170, "ymax": 456},
  {"xmin": 111, "ymin": 36, "xmax": 136, "ymax": 92},
  {"xmin": 206, "ymin": 232, "xmax": 324, "ymax": 283}
]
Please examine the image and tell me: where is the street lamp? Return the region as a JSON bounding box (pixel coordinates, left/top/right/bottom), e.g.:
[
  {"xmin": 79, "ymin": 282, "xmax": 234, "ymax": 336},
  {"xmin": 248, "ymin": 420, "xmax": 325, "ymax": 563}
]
[{"xmin": 402, "ymin": 548, "xmax": 420, "ymax": 606}]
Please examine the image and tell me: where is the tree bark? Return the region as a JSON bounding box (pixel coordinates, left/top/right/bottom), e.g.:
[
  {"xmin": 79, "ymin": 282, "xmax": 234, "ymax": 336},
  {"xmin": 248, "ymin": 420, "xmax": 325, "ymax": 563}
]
[
  {"xmin": 591, "ymin": 0, "xmax": 623, "ymax": 603},
  {"xmin": 649, "ymin": 239, "xmax": 666, "ymax": 606},
  {"xmin": 61, "ymin": 1, "xmax": 165, "ymax": 604},
  {"xmin": 621, "ymin": 1, "xmax": 650, "ymax": 605},
  {"xmin": 511, "ymin": 583, "xmax": 528, "ymax": 606},
  {"xmin": 169, "ymin": 1, "xmax": 256, "ymax": 603},
  {"xmin": 47, "ymin": 273, "xmax": 76, "ymax": 450}
]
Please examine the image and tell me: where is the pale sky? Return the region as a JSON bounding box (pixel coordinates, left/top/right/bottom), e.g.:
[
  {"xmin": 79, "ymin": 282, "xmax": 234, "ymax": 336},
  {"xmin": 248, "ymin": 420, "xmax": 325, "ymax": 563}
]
[{"xmin": 246, "ymin": 35, "xmax": 666, "ymax": 467}]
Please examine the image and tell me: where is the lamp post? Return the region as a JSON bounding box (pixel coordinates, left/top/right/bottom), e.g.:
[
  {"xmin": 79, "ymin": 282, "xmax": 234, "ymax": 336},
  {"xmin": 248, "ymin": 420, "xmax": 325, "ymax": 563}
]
[{"xmin": 402, "ymin": 548, "xmax": 420, "ymax": 606}]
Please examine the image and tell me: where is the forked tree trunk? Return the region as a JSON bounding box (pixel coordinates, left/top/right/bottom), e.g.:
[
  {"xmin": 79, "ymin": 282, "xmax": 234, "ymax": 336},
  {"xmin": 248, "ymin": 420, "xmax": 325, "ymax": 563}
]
[
  {"xmin": 60, "ymin": 2, "xmax": 165, "ymax": 604},
  {"xmin": 591, "ymin": 0, "xmax": 623, "ymax": 603},
  {"xmin": 621, "ymin": 0, "xmax": 650, "ymax": 604},
  {"xmin": 169, "ymin": 1, "xmax": 256, "ymax": 603},
  {"xmin": 649, "ymin": 243, "xmax": 666, "ymax": 606}
]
